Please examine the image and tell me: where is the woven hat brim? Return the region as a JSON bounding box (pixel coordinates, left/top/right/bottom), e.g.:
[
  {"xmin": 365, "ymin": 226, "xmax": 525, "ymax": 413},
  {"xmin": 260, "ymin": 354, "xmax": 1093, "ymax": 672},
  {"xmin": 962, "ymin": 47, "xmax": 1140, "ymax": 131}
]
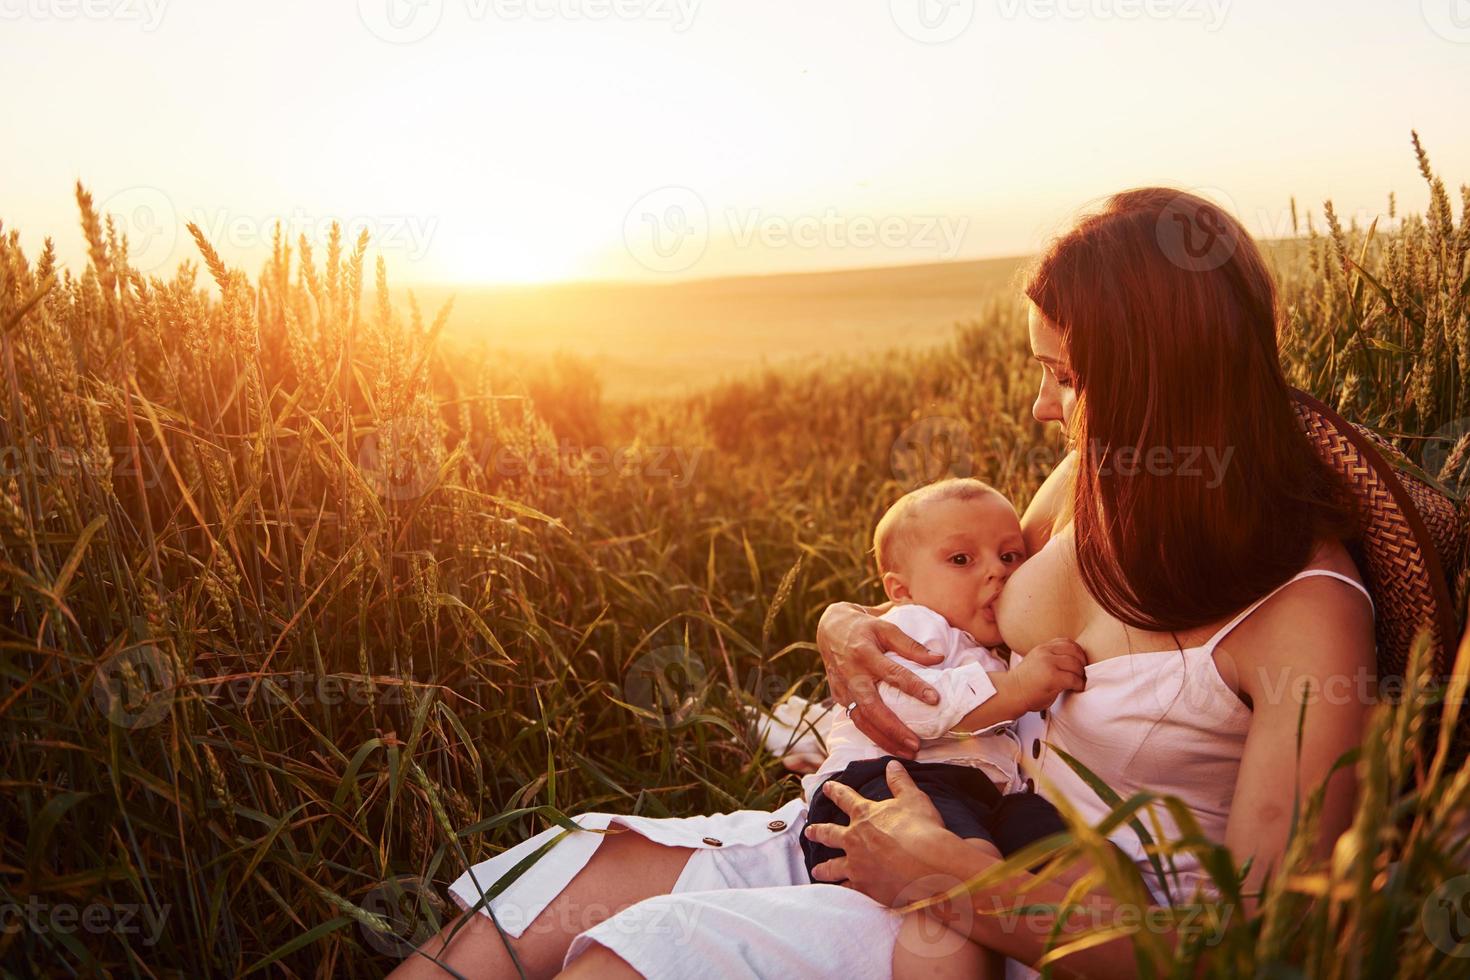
[{"xmin": 1292, "ymin": 388, "xmax": 1457, "ymax": 678}]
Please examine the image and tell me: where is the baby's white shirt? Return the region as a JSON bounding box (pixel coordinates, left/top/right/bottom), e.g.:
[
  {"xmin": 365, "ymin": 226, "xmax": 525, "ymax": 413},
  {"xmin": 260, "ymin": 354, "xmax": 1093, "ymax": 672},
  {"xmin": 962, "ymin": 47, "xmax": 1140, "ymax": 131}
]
[{"xmin": 801, "ymin": 604, "xmax": 1022, "ymax": 801}]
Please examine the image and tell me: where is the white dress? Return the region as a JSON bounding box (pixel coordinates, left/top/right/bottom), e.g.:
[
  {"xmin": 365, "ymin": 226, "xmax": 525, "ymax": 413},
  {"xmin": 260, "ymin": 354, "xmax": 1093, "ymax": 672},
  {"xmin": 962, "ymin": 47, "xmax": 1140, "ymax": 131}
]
[
  {"xmin": 446, "ymin": 569, "xmax": 1372, "ymax": 978},
  {"xmin": 802, "ymin": 603, "xmax": 1022, "ymax": 801}
]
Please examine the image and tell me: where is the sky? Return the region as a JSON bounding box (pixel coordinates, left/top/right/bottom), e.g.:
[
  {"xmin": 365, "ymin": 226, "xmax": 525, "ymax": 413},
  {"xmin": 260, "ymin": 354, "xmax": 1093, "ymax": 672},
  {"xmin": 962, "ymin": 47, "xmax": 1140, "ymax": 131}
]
[{"xmin": 2, "ymin": 0, "xmax": 1468, "ymax": 286}]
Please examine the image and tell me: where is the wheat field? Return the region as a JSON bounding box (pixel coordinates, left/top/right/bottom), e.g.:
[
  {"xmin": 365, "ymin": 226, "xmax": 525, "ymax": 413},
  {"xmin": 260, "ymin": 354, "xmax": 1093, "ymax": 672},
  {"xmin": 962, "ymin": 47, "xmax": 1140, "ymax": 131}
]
[{"xmin": 2, "ymin": 134, "xmax": 1469, "ymax": 977}]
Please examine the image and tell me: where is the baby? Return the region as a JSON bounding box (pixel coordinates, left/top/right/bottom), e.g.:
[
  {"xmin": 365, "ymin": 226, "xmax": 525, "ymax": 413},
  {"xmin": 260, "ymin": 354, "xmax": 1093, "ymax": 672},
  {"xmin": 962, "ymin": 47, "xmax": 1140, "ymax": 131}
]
[{"xmin": 800, "ymin": 477, "xmax": 1083, "ymax": 880}]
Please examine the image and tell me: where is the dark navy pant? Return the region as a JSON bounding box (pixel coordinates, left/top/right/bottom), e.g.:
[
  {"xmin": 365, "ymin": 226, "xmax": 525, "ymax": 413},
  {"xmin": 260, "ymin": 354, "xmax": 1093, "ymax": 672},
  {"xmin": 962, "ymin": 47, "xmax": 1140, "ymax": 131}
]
[{"xmin": 801, "ymin": 756, "xmax": 1066, "ymax": 881}]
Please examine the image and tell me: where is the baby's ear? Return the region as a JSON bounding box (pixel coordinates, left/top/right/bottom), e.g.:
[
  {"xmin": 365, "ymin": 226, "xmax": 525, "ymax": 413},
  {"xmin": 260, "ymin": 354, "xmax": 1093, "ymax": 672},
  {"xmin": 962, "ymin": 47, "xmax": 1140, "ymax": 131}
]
[{"xmin": 881, "ymin": 572, "xmax": 910, "ymax": 603}]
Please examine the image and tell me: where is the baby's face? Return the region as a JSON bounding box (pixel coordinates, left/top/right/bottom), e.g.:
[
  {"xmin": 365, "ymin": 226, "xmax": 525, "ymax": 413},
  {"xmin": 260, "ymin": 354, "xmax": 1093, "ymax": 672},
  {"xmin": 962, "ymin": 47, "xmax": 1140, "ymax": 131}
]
[{"xmin": 886, "ymin": 492, "xmax": 1026, "ymax": 645}]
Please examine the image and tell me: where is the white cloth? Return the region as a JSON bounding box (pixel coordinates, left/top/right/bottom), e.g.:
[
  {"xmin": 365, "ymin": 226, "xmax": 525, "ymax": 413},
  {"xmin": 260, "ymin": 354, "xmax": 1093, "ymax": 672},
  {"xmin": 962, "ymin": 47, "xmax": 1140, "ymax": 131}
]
[
  {"xmin": 1015, "ymin": 568, "xmax": 1372, "ymax": 904},
  {"xmin": 745, "ymin": 695, "xmax": 839, "ymax": 772},
  {"xmin": 447, "ymin": 801, "xmax": 920, "ymax": 980},
  {"xmin": 802, "ymin": 604, "xmax": 1020, "ymax": 802},
  {"xmin": 448, "ymin": 568, "xmax": 1374, "ymax": 977},
  {"xmin": 446, "ymin": 798, "xmax": 810, "ymax": 936},
  {"xmin": 567, "ymin": 885, "xmax": 902, "ymax": 980}
]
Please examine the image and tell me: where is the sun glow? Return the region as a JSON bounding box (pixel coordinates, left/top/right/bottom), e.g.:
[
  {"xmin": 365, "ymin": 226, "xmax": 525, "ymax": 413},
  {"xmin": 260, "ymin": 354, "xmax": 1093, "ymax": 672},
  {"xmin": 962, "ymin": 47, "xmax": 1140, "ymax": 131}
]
[{"xmin": 2, "ymin": 2, "xmax": 1468, "ymax": 287}]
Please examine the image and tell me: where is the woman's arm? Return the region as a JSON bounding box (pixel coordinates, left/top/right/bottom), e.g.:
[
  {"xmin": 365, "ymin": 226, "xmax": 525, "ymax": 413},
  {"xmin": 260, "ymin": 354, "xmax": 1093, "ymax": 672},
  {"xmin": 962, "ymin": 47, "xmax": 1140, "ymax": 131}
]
[{"xmin": 1220, "ymin": 572, "xmax": 1375, "ymax": 908}]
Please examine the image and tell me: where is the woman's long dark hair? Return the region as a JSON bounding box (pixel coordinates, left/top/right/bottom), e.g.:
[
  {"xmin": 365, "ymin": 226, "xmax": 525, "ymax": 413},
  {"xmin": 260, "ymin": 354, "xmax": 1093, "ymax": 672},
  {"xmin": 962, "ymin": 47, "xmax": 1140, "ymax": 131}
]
[{"xmin": 1025, "ymin": 188, "xmax": 1358, "ymax": 633}]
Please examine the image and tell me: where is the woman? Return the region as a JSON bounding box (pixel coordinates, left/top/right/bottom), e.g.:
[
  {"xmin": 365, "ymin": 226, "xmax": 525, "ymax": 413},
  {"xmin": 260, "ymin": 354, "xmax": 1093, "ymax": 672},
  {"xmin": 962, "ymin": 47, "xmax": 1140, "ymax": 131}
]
[{"xmin": 392, "ymin": 189, "xmax": 1377, "ymax": 978}]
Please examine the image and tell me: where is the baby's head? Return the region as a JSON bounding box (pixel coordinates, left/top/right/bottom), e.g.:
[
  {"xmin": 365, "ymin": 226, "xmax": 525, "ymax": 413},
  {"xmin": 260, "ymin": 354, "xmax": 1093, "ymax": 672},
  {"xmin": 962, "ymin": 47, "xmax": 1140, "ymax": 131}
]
[{"xmin": 874, "ymin": 478, "xmax": 1026, "ymax": 645}]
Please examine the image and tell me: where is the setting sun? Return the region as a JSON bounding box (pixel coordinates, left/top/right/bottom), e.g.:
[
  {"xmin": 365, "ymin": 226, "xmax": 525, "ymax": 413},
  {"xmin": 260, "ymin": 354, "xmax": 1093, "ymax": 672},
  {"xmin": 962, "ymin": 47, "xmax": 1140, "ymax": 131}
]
[{"xmin": 4, "ymin": 3, "xmax": 1468, "ymax": 287}]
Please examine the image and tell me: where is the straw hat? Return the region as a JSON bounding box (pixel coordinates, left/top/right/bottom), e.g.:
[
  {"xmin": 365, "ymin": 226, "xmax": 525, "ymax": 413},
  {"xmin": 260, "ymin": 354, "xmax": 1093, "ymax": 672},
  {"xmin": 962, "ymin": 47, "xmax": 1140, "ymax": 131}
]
[{"xmin": 1292, "ymin": 388, "xmax": 1466, "ymax": 681}]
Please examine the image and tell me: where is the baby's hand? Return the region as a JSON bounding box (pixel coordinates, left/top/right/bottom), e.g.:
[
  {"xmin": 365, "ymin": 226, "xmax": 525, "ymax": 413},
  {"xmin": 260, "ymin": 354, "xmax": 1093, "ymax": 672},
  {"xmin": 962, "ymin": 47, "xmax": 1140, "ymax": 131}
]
[{"xmin": 1006, "ymin": 638, "xmax": 1088, "ymax": 712}]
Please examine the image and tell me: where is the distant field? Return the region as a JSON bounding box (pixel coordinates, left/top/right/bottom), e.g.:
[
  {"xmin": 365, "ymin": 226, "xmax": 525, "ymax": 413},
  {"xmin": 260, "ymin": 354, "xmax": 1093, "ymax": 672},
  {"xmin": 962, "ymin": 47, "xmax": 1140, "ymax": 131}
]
[
  {"xmin": 412, "ymin": 256, "xmax": 1028, "ymax": 398},
  {"xmin": 413, "ymin": 243, "xmax": 1324, "ymax": 400}
]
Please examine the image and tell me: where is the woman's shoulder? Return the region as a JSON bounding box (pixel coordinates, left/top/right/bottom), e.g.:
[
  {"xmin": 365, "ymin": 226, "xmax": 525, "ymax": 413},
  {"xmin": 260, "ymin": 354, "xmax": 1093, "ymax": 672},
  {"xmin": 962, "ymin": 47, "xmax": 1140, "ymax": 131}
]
[
  {"xmin": 1019, "ymin": 449, "xmax": 1077, "ymax": 556},
  {"xmin": 1229, "ymin": 537, "xmax": 1374, "ymax": 672},
  {"xmin": 1304, "ymin": 537, "xmax": 1365, "ymax": 583}
]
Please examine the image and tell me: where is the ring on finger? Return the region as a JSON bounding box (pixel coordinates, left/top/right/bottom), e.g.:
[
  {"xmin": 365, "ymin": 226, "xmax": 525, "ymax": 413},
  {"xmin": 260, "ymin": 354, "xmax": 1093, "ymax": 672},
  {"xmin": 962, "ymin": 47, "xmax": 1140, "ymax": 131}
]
[{"xmin": 846, "ymin": 700, "xmax": 859, "ymax": 715}]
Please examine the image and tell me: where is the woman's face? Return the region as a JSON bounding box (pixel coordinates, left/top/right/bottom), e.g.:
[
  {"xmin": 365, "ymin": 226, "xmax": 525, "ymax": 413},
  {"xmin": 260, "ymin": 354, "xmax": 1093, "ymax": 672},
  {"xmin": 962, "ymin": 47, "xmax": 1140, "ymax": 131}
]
[{"xmin": 1028, "ymin": 305, "xmax": 1078, "ymax": 433}]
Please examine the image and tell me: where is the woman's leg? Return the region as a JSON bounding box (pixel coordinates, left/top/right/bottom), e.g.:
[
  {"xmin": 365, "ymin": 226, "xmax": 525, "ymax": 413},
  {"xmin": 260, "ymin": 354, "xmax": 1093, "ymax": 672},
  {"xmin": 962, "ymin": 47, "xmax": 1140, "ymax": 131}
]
[
  {"xmin": 555, "ymin": 943, "xmax": 643, "ymax": 980},
  {"xmin": 891, "ymin": 839, "xmax": 1004, "ymax": 980},
  {"xmin": 889, "ymin": 837, "xmax": 1124, "ymax": 980},
  {"xmin": 893, "ymin": 911, "xmax": 1002, "ymax": 980},
  {"xmin": 388, "ymin": 832, "xmax": 693, "ymax": 980}
]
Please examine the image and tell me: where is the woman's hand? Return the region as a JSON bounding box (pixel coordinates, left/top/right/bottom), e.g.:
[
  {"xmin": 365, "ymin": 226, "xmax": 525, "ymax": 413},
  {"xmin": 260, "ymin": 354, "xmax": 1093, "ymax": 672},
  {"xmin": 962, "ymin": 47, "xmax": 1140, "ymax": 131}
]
[
  {"xmin": 816, "ymin": 602, "xmax": 945, "ymax": 757},
  {"xmin": 804, "ymin": 760, "xmax": 964, "ymax": 906}
]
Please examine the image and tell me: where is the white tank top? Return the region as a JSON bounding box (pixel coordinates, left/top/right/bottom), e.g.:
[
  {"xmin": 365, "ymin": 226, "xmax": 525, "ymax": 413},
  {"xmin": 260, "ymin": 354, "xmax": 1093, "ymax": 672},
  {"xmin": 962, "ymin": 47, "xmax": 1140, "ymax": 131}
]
[{"xmin": 1012, "ymin": 568, "xmax": 1373, "ymax": 903}]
